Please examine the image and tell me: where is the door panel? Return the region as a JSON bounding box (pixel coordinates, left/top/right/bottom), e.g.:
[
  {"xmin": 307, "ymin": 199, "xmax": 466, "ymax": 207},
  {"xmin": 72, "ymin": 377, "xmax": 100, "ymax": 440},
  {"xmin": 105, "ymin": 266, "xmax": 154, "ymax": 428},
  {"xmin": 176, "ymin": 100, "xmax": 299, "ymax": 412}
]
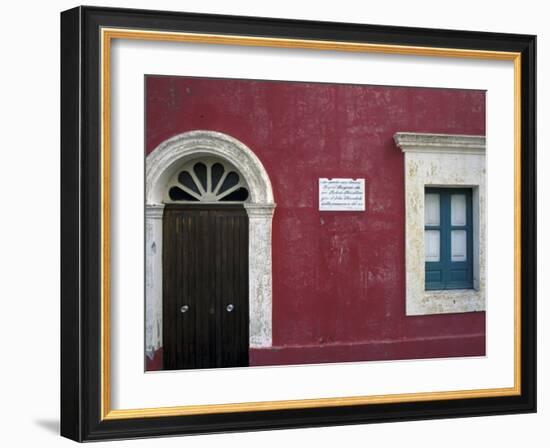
[
  {"xmin": 216, "ymin": 210, "xmax": 249, "ymax": 367},
  {"xmin": 162, "ymin": 205, "xmax": 249, "ymax": 370}
]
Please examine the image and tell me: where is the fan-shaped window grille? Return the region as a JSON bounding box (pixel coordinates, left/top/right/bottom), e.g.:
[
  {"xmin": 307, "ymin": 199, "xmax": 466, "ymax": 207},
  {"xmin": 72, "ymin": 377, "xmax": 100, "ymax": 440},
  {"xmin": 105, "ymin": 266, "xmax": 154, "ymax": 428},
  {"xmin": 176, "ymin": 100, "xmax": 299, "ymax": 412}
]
[{"xmin": 165, "ymin": 158, "xmax": 250, "ymax": 203}]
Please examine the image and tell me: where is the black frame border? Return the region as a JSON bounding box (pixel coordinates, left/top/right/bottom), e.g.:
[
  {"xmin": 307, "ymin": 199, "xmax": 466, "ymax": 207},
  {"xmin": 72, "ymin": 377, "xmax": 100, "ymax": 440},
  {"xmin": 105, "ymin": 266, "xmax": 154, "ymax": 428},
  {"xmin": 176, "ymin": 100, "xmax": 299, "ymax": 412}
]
[{"xmin": 60, "ymin": 5, "xmax": 536, "ymax": 442}]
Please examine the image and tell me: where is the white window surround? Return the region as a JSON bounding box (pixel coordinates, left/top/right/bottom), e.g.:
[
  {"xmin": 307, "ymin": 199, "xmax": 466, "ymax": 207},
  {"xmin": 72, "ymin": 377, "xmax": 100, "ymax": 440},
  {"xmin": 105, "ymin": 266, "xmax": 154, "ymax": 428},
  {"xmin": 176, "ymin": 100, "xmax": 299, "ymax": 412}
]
[
  {"xmin": 145, "ymin": 130, "xmax": 276, "ymax": 357},
  {"xmin": 394, "ymin": 132, "xmax": 486, "ymax": 316}
]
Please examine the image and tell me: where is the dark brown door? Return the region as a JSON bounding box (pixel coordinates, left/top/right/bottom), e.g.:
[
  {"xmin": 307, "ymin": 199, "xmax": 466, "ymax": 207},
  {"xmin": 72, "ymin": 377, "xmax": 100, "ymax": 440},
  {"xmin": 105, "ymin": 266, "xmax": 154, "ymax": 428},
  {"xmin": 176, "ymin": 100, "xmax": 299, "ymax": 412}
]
[{"xmin": 162, "ymin": 204, "xmax": 249, "ymax": 370}]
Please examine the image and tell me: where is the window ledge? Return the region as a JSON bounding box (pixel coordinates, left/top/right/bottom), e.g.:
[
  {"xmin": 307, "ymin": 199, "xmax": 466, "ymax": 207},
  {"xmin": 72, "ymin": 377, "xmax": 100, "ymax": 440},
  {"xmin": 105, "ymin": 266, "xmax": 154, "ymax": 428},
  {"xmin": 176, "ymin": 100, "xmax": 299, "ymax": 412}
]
[{"xmin": 410, "ymin": 289, "xmax": 485, "ymax": 315}]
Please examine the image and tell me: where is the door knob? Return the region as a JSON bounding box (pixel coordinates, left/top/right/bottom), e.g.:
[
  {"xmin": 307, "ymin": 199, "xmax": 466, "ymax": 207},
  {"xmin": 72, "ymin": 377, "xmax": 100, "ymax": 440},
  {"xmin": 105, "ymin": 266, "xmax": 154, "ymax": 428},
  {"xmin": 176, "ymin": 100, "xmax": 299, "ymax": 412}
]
[
  {"xmin": 180, "ymin": 305, "xmax": 189, "ymax": 313},
  {"xmin": 226, "ymin": 304, "xmax": 234, "ymax": 312}
]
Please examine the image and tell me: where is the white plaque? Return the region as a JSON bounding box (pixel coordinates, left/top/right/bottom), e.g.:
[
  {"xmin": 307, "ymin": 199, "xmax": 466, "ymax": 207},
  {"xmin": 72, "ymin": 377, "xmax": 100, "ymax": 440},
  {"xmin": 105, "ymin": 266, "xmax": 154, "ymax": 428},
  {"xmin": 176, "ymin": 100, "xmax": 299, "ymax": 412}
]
[{"xmin": 318, "ymin": 178, "xmax": 365, "ymax": 211}]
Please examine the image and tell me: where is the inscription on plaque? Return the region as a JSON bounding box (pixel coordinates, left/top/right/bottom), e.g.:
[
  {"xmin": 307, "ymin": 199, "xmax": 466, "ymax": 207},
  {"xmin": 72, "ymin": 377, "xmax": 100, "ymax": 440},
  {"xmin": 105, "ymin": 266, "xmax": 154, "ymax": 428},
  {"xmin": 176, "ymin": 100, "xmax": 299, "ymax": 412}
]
[{"xmin": 319, "ymin": 178, "xmax": 365, "ymax": 211}]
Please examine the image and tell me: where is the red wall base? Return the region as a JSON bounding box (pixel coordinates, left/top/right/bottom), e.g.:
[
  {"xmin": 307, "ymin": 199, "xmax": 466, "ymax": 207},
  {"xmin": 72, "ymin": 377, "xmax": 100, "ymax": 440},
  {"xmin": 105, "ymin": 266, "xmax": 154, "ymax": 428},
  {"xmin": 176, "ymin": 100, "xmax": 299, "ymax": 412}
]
[
  {"xmin": 145, "ymin": 348, "xmax": 163, "ymax": 371},
  {"xmin": 146, "ymin": 334, "xmax": 484, "ymax": 370},
  {"xmin": 249, "ymin": 334, "xmax": 485, "ymax": 367}
]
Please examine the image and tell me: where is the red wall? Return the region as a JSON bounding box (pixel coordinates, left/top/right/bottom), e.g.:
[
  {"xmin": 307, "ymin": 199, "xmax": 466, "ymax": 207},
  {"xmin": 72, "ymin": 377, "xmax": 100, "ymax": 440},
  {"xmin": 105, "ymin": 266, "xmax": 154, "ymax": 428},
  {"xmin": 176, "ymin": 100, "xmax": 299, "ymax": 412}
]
[{"xmin": 146, "ymin": 76, "xmax": 486, "ymax": 367}]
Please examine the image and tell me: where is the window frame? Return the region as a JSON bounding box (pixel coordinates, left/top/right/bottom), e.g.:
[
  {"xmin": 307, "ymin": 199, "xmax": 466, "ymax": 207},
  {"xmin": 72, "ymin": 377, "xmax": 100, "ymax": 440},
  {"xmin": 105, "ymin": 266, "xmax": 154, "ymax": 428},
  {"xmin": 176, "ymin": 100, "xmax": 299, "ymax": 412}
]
[{"xmin": 425, "ymin": 187, "xmax": 474, "ymax": 291}]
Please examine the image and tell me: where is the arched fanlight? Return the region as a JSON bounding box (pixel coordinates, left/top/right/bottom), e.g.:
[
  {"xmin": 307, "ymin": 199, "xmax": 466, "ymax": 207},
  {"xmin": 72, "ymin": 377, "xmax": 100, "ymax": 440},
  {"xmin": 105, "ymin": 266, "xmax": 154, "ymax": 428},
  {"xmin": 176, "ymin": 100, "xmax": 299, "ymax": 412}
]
[{"xmin": 165, "ymin": 158, "xmax": 250, "ymax": 203}]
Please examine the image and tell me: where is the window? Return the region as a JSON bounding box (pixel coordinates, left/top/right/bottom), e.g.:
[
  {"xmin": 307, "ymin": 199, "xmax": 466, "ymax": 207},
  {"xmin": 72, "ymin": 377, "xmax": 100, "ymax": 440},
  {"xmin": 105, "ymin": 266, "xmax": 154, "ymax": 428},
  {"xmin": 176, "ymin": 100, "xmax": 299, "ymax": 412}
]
[
  {"xmin": 394, "ymin": 132, "xmax": 485, "ymax": 315},
  {"xmin": 424, "ymin": 188, "xmax": 473, "ymax": 290}
]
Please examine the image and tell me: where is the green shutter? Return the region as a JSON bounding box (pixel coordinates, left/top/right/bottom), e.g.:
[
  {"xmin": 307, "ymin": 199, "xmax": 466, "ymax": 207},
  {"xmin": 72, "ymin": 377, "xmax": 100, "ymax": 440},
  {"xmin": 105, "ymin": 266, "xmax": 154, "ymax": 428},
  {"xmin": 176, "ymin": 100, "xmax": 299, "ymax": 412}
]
[{"xmin": 425, "ymin": 188, "xmax": 473, "ymax": 290}]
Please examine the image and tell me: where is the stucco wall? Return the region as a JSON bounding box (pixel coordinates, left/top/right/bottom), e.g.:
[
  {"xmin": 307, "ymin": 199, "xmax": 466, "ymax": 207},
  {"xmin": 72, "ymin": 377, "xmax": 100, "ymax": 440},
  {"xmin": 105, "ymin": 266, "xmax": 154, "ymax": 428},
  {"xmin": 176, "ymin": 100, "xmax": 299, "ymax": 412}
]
[{"xmin": 145, "ymin": 76, "xmax": 486, "ymax": 368}]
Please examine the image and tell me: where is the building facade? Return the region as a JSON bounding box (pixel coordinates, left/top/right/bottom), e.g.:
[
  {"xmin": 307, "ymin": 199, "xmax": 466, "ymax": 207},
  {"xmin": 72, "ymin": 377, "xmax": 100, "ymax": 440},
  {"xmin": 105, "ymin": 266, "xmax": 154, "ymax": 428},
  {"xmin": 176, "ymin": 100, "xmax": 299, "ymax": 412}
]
[{"xmin": 144, "ymin": 76, "xmax": 486, "ymax": 370}]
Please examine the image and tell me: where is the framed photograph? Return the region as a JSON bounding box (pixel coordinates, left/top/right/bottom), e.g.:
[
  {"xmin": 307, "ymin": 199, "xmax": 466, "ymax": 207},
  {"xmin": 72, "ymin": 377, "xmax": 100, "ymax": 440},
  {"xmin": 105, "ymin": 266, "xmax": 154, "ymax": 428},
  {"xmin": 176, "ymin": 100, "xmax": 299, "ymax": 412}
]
[{"xmin": 60, "ymin": 5, "xmax": 536, "ymax": 441}]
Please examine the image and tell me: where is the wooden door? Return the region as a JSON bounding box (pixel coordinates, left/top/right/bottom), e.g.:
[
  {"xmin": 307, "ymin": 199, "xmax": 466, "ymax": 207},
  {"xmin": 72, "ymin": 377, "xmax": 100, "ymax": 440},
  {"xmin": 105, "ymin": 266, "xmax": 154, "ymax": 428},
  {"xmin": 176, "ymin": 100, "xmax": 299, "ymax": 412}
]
[{"xmin": 162, "ymin": 205, "xmax": 249, "ymax": 370}]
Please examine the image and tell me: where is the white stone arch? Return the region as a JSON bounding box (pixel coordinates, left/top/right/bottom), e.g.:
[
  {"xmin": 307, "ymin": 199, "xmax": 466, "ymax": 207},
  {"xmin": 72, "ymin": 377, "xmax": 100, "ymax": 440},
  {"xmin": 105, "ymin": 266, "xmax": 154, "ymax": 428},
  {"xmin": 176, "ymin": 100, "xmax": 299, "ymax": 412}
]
[{"xmin": 145, "ymin": 130, "xmax": 276, "ymax": 359}]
